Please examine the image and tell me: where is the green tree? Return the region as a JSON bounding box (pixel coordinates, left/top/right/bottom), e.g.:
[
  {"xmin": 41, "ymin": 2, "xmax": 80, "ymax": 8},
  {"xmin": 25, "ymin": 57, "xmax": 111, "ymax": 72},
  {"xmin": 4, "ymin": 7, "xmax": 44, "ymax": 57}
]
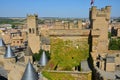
[
  {"xmin": 11, "ymin": 24, "xmax": 16, "ymax": 28},
  {"xmin": 33, "ymin": 49, "xmax": 50, "ymax": 61},
  {"xmin": 108, "ymin": 32, "xmax": 111, "ymax": 39},
  {"xmin": 109, "ymin": 38, "xmax": 120, "ymax": 50}
]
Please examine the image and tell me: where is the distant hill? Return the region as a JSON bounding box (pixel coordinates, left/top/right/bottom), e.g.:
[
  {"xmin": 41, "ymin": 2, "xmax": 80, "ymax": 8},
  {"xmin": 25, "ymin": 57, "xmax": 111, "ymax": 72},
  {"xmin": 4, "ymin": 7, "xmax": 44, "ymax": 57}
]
[{"xmin": 0, "ymin": 17, "xmax": 26, "ymax": 25}]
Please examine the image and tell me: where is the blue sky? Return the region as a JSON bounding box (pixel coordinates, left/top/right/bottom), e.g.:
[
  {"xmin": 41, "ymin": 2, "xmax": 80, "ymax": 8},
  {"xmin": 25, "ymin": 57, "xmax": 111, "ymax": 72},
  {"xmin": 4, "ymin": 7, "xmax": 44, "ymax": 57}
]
[{"xmin": 0, "ymin": 0, "xmax": 120, "ymax": 18}]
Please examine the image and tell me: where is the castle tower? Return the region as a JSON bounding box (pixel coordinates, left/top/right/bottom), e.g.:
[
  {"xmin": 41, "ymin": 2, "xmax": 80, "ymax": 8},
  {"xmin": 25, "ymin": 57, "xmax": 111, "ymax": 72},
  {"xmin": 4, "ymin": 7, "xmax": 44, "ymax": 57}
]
[
  {"xmin": 4, "ymin": 45, "xmax": 16, "ymax": 71},
  {"xmin": 0, "ymin": 38, "xmax": 6, "ymax": 65},
  {"xmin": 0, "ymin": 38, "xmax": 6, "ymax": 55},
  {"xmin": 39, "ymin": 51, "xmax": 48, "ymax": 66},
  {"xmin": 27, "ymin": 14, "xmax": 40, "ymax": 53},
  {"xmin": 4, "ymin": 45, "xmax": 15, "ymax": 58},
  {"xmin": 21, "ymin": 61, "xmax": 39, "ymax": 80},
  {"xmin": 90, "ymin": 6, "xmax": 111, "ymax": 54}
]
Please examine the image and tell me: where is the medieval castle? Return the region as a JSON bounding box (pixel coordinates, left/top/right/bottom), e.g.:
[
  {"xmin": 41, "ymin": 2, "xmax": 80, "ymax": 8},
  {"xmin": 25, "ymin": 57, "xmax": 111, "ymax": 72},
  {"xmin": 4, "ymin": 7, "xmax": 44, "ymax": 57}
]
[{"xmin": 0, "ymin": 6, "xmax": 120, "ymax": 80}]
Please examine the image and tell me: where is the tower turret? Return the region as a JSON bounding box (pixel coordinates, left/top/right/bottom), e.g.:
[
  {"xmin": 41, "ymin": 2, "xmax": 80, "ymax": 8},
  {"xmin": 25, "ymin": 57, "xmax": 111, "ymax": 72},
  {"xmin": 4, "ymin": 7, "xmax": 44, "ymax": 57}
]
[
  {"xmin": 4, "ymin": 45, "xmax": 15, "ymax": 58},
  {"xmin": 0, "ymin": 38, "xmax": 6, "ymax": 55},
  {"xmin": 21, "ymin": 61, "xmax": 39, "ymax": 80}
]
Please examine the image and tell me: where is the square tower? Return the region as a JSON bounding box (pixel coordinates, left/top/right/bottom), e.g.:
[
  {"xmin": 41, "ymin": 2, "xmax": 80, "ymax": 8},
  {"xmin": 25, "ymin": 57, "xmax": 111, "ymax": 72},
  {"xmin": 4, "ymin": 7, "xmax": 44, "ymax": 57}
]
[
  {"xmin": 27, "ymin": 14, "xmax": 40, "ymax": 53},
  {"xmin": 90, "ymin": 6, "xmax": 111, "ymax": 53}
]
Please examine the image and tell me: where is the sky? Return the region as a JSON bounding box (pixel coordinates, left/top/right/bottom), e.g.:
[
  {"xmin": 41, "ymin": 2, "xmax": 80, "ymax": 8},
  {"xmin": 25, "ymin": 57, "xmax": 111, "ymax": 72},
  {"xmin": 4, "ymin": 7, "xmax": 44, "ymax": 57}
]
[{"xmin": 0, "ymin": 0, "xmax": 120, "ymax": 18}]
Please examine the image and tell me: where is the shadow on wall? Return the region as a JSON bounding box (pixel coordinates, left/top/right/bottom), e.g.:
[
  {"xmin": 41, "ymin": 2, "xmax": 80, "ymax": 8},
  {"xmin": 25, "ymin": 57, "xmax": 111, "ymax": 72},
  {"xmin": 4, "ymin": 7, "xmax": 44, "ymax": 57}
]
[
  {"xmin": 0, "ymin": 76, "xmax": 7, "ymax": 80},
  {"xmin": 115, "ymin": 75, "xmax": 120, "ymax": 79}
]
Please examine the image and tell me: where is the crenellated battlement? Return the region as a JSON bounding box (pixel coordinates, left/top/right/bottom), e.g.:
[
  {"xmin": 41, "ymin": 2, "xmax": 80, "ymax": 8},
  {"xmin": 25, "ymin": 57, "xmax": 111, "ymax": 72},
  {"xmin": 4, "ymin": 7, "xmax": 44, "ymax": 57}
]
[
  {"xmin": 90, "ymin": 6, "xmax": 111, "ymax": 20},
  {"xmin": 27, "ymin": 14, "xmax": 38, "ymax": 19},
  {"xmin": 53, "ymin": 20, "xmax": 83, "ymax": 29},
  {"xmin": 91, "ymin": 6, "xmax": 111, "ymax": 12}
]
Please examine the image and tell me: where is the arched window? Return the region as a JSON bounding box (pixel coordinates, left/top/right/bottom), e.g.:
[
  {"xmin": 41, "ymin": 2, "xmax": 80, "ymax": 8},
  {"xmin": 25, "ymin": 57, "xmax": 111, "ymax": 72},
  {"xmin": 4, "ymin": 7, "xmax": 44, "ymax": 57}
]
[
  {"xmin": 17, "ymin": 41, "xmax": 19, "ymax": 43},
  {"xmin": 36, "ymin": 28, "xmax": 38, "ymax": 31},
  {"xmin": 29, "ymin": 28, "xmax": 31, "ymax": 33}
]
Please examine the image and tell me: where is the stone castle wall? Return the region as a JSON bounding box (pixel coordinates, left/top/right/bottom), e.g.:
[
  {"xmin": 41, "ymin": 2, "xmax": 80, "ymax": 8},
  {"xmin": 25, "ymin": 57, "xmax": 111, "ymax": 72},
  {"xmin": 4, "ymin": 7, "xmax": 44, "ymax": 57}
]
[{"xmin": 47, "ymin": 71, "xmax": 92, "ymax": 80}]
